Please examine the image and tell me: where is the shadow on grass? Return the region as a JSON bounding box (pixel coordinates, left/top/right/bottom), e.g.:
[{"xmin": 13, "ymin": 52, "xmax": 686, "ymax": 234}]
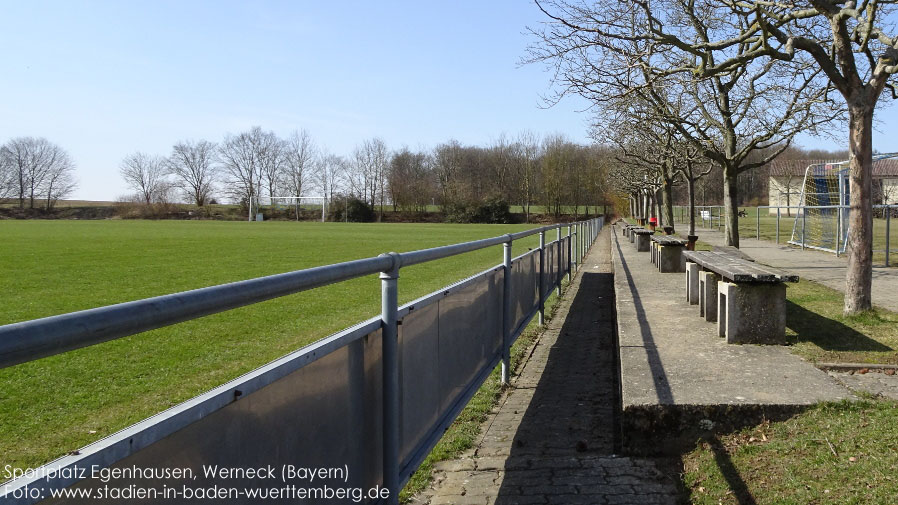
[
  {"xmin": 786, "ymin": 301, "xmax": 893, "ymax": 352},
  {"xmin": 705, "ymin": 436, "xmax": 758, "ymax": 505}
]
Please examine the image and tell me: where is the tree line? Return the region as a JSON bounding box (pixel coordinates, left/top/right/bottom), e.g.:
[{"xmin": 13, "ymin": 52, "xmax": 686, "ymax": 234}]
[
  {"xmin": 118, "ymin": 127, "xmax": 610, "ymax": 221},
  {"xmin": 0, "ymin": 137, "xmax": 78, "ymax": 210}
]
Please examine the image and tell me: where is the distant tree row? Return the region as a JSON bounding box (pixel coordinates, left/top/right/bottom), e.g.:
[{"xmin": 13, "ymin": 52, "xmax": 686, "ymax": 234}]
[
  {"xmin": 119, "ymin": 127, "xmax": 611, "ymax": 221},
  {"xmin": 0, "ymin": 137, "xmax": 78, "ymax": 210}
]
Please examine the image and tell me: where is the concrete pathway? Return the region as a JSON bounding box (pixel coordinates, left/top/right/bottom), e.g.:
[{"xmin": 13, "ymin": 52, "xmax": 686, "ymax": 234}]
[
  {"xmin": 686, "ymin": 225, "xmax": 898, "ymax": 312},
  {"xmin": 411, "ymin": 228, "xmax": 680, "ymax": 505}
]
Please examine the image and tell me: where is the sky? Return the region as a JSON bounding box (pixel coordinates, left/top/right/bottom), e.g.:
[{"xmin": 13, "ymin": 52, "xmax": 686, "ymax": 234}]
[{"xmin": 1, "ymin": 1, "xmax": 896, "ymax": 201}]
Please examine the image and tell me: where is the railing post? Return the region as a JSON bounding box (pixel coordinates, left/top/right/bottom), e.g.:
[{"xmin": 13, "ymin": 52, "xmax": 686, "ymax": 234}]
[
  {"xmin": 572, "ymin": 227, "xmax": 578, "ymax": 273},
  {"xmin": 556, "ymin": 226, "xmax": 562, "ymax": 296},
  {"xmin": 567, "ymin": 225, "xmax": 573, "ymax": 282},
  {"xmin": 776, "ymin": 207, "xmax": 780, "ymax": 244},
  {"xmin": 756, "ymin": 208, "xmax": 760, "ymax": 240},
  {"xmin": 802, "ymin": 211, "xmax": 807, "ymax": 250},
  {"xmin": 379, "ymin": 252, "xmax": 401, "ymax": 505},
  {"xmin": 880, "ymin": 205, "xmax": 892, "ymax": 266},
  {"xmin": 538, "ymin": 230, "xmax": 545, "ymax": 326},
  {"xmin": 501, "ymin": 238, "xmax": 512, "ymax": 385}
]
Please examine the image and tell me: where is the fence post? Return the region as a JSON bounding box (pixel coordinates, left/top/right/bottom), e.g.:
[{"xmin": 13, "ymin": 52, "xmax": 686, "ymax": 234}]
[
  {"xmin": 880, "ymin": 205, "xmax": 892, "ymax": 266},
  {"xmin": 776, "ymin": 207, "xmax": 780, "ymax": 244},
  {"xmin": 379, "ymin": 252, "xmax": 401, "ymax": 505},
  {"xmin": 538, "ymin": 230, "xmax": 545, "ymax": 326},
  {"xmin": 756, "ymin": 209, "xmax": 760, "ymax": 240},
  {"xmin": 556, "ymin": 226, "xmax": 562, "ymax": 296},
  {"xmin": 567, "ymin": 225, "xmax": 573, "ymax": 282},
  {"xmin": 501, "ymin": 238, "xmax": 512, "ymax": 385},
  {"xmin": 802, "ymin": 211, "xmax": 806, "ymax": 250},
  {"xmin": 572, "ymin": 227, "xmax": 578, "ymax": 273}
]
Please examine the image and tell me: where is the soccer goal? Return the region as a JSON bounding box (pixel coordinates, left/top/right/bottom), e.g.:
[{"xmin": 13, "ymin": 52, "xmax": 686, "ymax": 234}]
[
  {"xmin": 788, "ymin": 153, "xmax": 898, "ymax": 254},
  {"xmin": 248, "ymin": 196, "xmax": 327, "ymax": 222},
  {"xmin": 788, "ymin": 161, "xmax": 849, "ymax": 253}
]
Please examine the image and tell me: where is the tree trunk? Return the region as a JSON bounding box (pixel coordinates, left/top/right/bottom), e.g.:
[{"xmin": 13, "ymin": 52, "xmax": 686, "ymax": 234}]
[
  {"xmin": 688, "ymin": 177, "xmax": 696, "ymax": 236},
  {"xmin": 662, "ymin": 177, "xmax": 674, "ymax": 232},
  {"xmin": 723, "ymin": 166, "xmax": 740, "ymax": 247},
  {"xmin": 844, "ymin": 104, "xmax": 875, "ymax": 314}
]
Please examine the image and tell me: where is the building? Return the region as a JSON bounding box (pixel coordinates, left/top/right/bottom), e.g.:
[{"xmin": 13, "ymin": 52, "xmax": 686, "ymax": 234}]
[{"xmin": 767, "ymin": 157, "xmax": 898, "ymax": 214}]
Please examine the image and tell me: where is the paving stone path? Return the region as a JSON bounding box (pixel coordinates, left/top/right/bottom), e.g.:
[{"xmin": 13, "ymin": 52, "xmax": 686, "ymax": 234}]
[{"xmin": 410, "ymin": 228, "xmax": 680, "ymax": 505}]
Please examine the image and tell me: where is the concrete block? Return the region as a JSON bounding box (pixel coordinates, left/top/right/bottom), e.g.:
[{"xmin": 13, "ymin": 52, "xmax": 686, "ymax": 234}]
[
  {"xmin": 699, "ymin": 271, "xmax": 720, "ymax": 321},
  {"xmin": 629, "ymin": 231, "xmax": 636, "ymax": 243},
  {"xmin": 658, "ymin": 246, "xmax": 684, "ymax": 273},
  {"xmin": 717, "ymin": 281, "xmax": 727, "ymax": 337},
  {"xmin": 718, "ymin": 282, "xmax": 787, "ymax": 344},
  {"xmin": 686, "ymin": 262, "xmax": 699, "ymax": 305},
  {"xmin": 636, "ymin": 233, "xmax": 651, "ymax": 252}
]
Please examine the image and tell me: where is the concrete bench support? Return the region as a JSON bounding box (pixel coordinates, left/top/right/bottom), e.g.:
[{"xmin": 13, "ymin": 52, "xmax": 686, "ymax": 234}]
[
  {"xmin": 685, "ymin": 262, "xmax": 700, "ymax": 305},
  {"xmin": 699, "ymin": 271, "xmax": 720, "ymax": 321},
  {"xmin": 658, "ymin": 245, "xmax": 685, "ymax": 273},
  {"xmin": 717, "ymin": 281, "xmax": 787, "ymax": 344},
  {"xmin": 635, "ymin": 233, "xmax": 652, "ymax": 252}
]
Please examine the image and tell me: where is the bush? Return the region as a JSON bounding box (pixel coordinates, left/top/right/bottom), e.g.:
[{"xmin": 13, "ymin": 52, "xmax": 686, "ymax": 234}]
[
  {"xmin": 444, "ymin": 198, "xmax": 511, "ymax": 224},
  {"xmin": 328, "ymin": 196, "xmax": 376, "ymax": 222}
]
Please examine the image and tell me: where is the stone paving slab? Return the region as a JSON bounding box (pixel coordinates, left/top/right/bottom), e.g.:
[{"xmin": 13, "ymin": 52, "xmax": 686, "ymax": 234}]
[
  {"xmin": 827, "ymin": 370, "xmax": 898, "ymax": 400},
  {"xmin": 411, "ymin": 227, "xmax": 680, "ymax": 505},
  {"xmin": 611, "ymin": 224, "xmax": 854, "ymax": 451}
]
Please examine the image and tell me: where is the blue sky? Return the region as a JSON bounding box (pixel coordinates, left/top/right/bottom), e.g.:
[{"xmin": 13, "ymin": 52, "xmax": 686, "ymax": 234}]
[{"xmin": 0, "ymin": 1, "xmax": 894, "ymax": 200}]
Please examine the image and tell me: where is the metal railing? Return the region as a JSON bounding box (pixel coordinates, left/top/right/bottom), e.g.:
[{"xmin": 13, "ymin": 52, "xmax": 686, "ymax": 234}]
[{"xmin": 0, "ymin": 218, "xmax": 604, "ymax": 505}]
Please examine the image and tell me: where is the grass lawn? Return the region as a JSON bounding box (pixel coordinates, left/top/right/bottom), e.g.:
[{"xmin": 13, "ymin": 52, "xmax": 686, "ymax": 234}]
[
  {"xmin": 0, "ymin": 220, "xmax": 549, "ymax": 474},
  {"xmin": 683, "ymin": 399, "xmax": 898, "ymax": 505}
]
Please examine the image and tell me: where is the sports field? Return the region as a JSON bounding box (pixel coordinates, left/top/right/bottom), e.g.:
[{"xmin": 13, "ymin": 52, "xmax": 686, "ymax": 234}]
[{"xmin": 0, "ymin": 220, "xmax": 547, "ymax": 471}]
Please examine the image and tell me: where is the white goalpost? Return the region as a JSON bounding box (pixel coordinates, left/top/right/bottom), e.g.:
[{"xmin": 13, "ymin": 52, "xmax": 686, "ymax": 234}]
[
  {"xmin": 248, "ymin": 195, "xmax": 327, "ymax": 222},
  {"xmin": 789, "ymin": 153, "xmax": 898, "ymax": 253}
]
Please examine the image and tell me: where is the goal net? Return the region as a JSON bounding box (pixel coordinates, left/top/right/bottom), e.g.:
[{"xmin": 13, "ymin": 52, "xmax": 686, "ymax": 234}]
[
  {"xmin": 249, "ymin": 196, "xmax": 327, "ymax": 222},
  {"xmin": 788, "ymin": 162, "xmax": 848, "ymax": 253}
]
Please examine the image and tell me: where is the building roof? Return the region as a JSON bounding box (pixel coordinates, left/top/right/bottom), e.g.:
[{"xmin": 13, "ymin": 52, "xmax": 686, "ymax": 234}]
[{"xmin": 768, "ymin": 157, "xmax": 898, "ymax": 177}]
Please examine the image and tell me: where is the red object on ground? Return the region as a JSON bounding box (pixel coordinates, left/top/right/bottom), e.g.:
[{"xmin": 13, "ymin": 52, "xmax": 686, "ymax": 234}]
[{"xmin": 649, "ymin": 217, "xmax": 657, "ymax": 225}]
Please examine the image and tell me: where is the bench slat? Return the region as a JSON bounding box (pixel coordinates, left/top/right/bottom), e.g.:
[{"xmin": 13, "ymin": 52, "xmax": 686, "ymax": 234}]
[{"xmin": 682, "ymin": 251, "xmax": 797, "ymax": 283}]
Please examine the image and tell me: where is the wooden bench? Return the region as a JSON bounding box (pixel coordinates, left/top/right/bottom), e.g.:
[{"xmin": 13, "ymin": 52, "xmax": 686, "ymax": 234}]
[
  {"xmin": 632, "ymin": 229, "xmax": 655, "ymax": 251},
  {"xmin": 683, "ymin": 250, "xmax": 798, "ymax": 345},
  {"xmin": 650, "ymin": 235, "xmax": 688, "ymax": 272}
]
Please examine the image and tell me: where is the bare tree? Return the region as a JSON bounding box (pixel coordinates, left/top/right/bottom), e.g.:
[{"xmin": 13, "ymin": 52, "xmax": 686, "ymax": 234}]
[
  {"xmin": 349, "ymin": 138, "xmax": 389, "ymax": 216},
  {"xmin": 43, "ymin": 160, "xmax": 78, "ymax": 210},
  {"xmin": 1, "ymin": 137, "xmax": 77, "ymax": 209},
  {"xmin": 313, "ymin": 150, "xmax": 344, "ymax": 213},
  {"xmin": 514, "ymin": 131, "xmax": 542, "ymax": 222},
  {"xmin": 120, "ymin": 152, "xmax": 168, "ymax": 205},
  {"xmin": 280, "ymin": 130, "xmax": 316, "ymax": 201},
  {"xmin": 219, "ymin": 126, "xmax": 280, "ymax": 207},
  {"xmin": 168, "ymin": 140, "xmax": 217, "ymax": 206},
  {"xmin": 532, "ymin": 0, "xmax": 898, "ymax": 313}
]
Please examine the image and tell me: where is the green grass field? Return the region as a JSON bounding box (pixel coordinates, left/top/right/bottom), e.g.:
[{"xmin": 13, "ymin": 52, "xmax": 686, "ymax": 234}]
[
  {"xmin": 683, "ymin": 399, "xmax": 898, "ymax": 505},
  {"xmin": 673, "ymin": 206, "xmax": 898, "ymax": 266},
  {"xmin": 0, "ymin": 220, "xmax": 547, "ymax": 473}
]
